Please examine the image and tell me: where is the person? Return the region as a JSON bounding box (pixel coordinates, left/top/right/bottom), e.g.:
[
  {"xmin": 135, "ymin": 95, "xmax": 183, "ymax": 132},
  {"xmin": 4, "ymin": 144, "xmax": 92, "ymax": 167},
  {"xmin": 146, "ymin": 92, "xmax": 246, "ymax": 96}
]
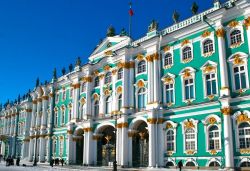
[
  {"xmin": 16, "ymin": 157, "xmax": 20, "ymax": 166},
  {"xmin": 60, "ymin": 158, "xmax": 64, "ymax": 166},
  {"xmin": 50, "ymin": 159, "xmax": 54, "ymax": 167},
  {"xmin": 113, "ymin": 160, "xmax": 117, "ymax": 171},
  {"xmin": 178, "ymin": 160, "xmax": 183, "ymax": 171}
]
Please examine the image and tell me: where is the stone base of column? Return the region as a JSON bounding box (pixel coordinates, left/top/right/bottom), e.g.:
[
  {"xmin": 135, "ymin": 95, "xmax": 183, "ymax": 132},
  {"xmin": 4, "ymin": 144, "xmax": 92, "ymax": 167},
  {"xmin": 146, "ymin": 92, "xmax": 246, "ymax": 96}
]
[{"xmin": 220, "ymin": 88, "xmax": 230, "ymax": 97}]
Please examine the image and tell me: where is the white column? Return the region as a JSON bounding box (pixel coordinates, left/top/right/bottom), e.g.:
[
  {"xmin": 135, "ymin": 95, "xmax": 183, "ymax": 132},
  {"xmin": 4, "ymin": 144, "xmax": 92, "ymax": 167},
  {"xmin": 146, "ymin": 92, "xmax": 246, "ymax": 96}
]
[
  {"xmin": 112, "ymin": 71, "xmax": 117, "ymax": 112},
  {"xmin": 72, "ymin": 140, "xmax": 76, "ymax": 163},
  {"xmin": 86, "ymin": 130, "xmax": 93, "ymax": 165},
  {"xmin": 148, "ymin": 121, "xmax": 156, "ymax": 167},
  {"xmin": 83, "ymin": 134, "xmax": 87, "ymax": 165},
  {"xmin": 116, "ymin": 127, "xmax": 120, "ymax": 165},
  {"xmin": 220, "ymin": 101, "xmax": 234, "ymax": 169},
  {"xmin": 86, "ymin": 78, "xmax": 92, "ymax": 117},
  {"xmin": 67, "ymin": 123, "xmax": 74, "ymax": 164},
  {"xmin": 39, "ymin": 137, "xmax": 45, "ymax": 162},
  {"xmin": 129, "ymin": 61, "xmax": 135, "ymax": 109},
  {"xmin": 157, "ymin": 122, "xmax": 164, "ymax": 167},
  {"xmin": 122, "ymin": 65, "xmax": 129, "ymax": 113},
  {"xmin": 146, "ymin": 56, "xmax": 154, "ymax": 104},
  {"xmin": 245, "ymin": 18, "xmax": 250, "ymax": 54},
  {"xmin": 28, "ymin": 138, "xmax": 34, "ymax": 161},
  {"xmin": 128, "ymin": 135, "xmax": 132, "ymax": 167},
  {"xmin": 73, "ymin": 83, "xmax": 80, "ymax": 119},
  {"xmin": 36, "ymin": 99, "xmax": 42, "ymax": 126},
  {"xmin": 93, "ymin": 137, "xmax": 97, "ymax": 165},
  {"xmin": 121, "ymin": 123, "xmax": 128, "ymax": 167},
  {"xmin": 41, "ymin": 97, "xmax": 49, "ymax": 126},
  {"xmin": 153, "ymin": 54, "xmax": 160, "ymax": 103},
  {"xmin": 99, "ymin": 76, "xmax": 105, "ymax": 116},
  {"xmin": 216, "ymin": 27, "xmax": 230, "ymax": 96}
]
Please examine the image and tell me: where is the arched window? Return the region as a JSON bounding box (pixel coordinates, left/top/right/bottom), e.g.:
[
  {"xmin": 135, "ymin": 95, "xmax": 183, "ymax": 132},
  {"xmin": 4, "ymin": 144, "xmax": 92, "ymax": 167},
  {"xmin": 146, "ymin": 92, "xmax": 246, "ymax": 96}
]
[
  {"xmin": 166, "ymin": 130, "xmax": 175, "ymax": 151},
  {"xmin": 138, "ymin": 88, "xmax": 146, "ymax": 111},
  {"xmin": 62, "ymin": 90, "xmax": 66, "ymax": 100},
  {"xmin": 105, "ymin": 96, "xmax": 112, "ymax": 114},
  {"xmin": 81, "ymin": 104, "xmax": 86, "ymax": 118},
  {"xmin": 53, "ymin": 140, "xmax": 57, "ymax": 154},
  {"xmin": 208, "ymin": 125, "xmax": 220, "ymax": 150},
  {"xmin": 138, "ymin": 61, "xmax": 146, "ymax": 74},
  {"xmin": 59, "ymin": 140, "xmax": 63, "ymax": 155},
  {"xmin": 209, "ymin": 161, "xmax": 220, "ymax": 167},
  {"xmin": 185, "ymin": 128, "xmax": 196, "ymax": 150},
  {"xmin": 94, "ymin": 100, "xmax": 99, "ymax": 117},
  {"xmin": 164, "ymin": 53, "xmax": 173, "ymax": 66},
  {"xmin": 118, "ymin": 94, "xmax": 122, "ymax": 111},
  {"xmin": 166, "ymin": 161, "xmax": 174, "ymax": 167},
  {"xmin": 105, "ymin": 72, "xmax": 112, "ymax": 84},
  {"xmin": 184, "ymin": 78, "xmax": 194, "ymax": 100},
  {"xmin": 166, "ymin": 83, "xmax": 174, "ymax": 103},
  {"xmin": 54, "ymin": 112, "xmax": 58, "ymax": 127},
  {"xmin": 238, "ymin": 122, "xmax": 250, "ymax": 149},
  {"xmin": 182, "ymin": 46, "xmax": 192, "ymax": 61},
  {"xmin": 81, "ymin": 82, "xmax": 86, "ymax": 92},
  {"xmin": 230, "ymin": 30, "xmax": 242, "ymax": 45},
  {"xmin": 117, "ymin": 68, "xmax": 123, "ymax": 80},
  {"xmin": 68, "ymin": 108, "xmax": 72, "ymax": 121},
  {"xmin": 61, "ymin": 110, "xmax": 65, "ymax": 125},
  {"xmin": 186, "ymin": 161, "xmax": 195, "ymax": 167},
  {"xmin": 94, "ymin": 77, "xmax": 99, "ymax": 87},
  {"xmin": 241, "ymin": 161, "xmax": 250, "ymax": 167},
  {"xmin": 233, "ymin": 65, "xmax": 247, "ymax": 90},
  {"xmin": 205, "ymin": 73, "xmax": 217, "ymax": 96},
  {"xmin": 203, "ymin": 39, "xmax": 213, "ymax": 54}
]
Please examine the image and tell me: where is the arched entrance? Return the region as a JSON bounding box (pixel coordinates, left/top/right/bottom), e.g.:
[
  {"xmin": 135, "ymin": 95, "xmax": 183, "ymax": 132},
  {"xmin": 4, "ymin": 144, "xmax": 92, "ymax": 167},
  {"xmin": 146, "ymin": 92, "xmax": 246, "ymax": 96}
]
[
  {"xmin": 131, "ymin": 120, "xmax": 148, "ymax": 167},
  {"xmin": 74, "ymin": 128, "xmax": 84, "ymax": 164},
  {"xmin": 96, "ymin": 125, "xmax": 115, "ymax": 166}
]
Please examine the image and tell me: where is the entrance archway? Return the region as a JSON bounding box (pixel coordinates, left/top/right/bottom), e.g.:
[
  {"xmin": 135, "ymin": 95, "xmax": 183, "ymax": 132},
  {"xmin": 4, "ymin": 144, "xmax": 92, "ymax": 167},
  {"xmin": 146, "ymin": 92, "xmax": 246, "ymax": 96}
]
[
  {"xmin": 96, "ymin": 125, "xmax": 115, "ymax": 166},
  {"xmin": 74, "ymin": 127, "xmax": 84, "ymax": 164},
  {"xmin": 131, "ymin": 120, "xmax": 148, "ymax": 167}
]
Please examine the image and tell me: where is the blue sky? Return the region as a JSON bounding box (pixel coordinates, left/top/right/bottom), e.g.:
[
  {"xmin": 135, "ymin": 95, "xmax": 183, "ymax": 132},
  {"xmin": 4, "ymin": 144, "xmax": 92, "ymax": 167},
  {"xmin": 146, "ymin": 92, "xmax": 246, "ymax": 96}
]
[{"xmin": 0, "ymin": 0, "xmax": 225, "ymax": 104}]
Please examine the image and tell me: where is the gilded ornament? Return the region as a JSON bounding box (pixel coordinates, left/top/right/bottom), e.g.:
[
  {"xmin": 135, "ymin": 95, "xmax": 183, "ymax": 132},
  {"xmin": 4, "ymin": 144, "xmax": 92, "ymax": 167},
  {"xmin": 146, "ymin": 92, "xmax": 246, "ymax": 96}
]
[
  {"xmin": 240, "ymin": 148, "xmax": 250, "ymax": 154},
  {"xmin": 147, "ymin": 118, "xmax": 157, "ymax": 124},
  {"xmin": 158, "ymin": 118, "xmax": 165, "ymax": 124},
  {"xmin": 82, "ymin": 76, "xmax": 92, "ymax": 82},
  {"xmin": 104, "ymin": 65, "xmax": 111, "ymax": 71},
  {"xmin": 233, "ymin": 54, "xmax": 244, "ymax": 65},
  {"xmin": 92, "ymin": 93, "xmax": 99, "ymax": 100},
  {"xmin": 116, "ymin": 86, "xmax": 122, "ymax": 94},
  {"xmin": 166, "ymin": 123, "xmax": 173, "ymax": 129},
  {"xmin": 221, "ymin": 107, "xmax": 232, "ymax": 115},
  {"xmin": 236, "ymin": 113, "xmax": 250, "ymax": 124},
  {"xmin": 112, "ymin": 69, "xmax": 117, "ymax": 75},
  {"xmin": 163, "ymin": 77, "xmax": 174, "ymax": 84},
  {"xmin": 83, "ymin": 127, "xmax": 93, "ymax": 132},
  {"xmin": 216, "ymin": 28, "xmax": 226, "ymax": 38},
  {"xmin": 93, "ymin": 70, "xmax": 99, "ymax": 76},
  {"xmin": 183, "ymin": 69, "xmax": 191, "ymax": 79},
  {"xmin": 152, "ymin": 53, "xmax": 159, "ymax": 60},
  {"xmin": 167, "ymin": 151, "xmax": 173, "ymax": 156},
  {"xmin": 137, "ymin": 80, "xmax": 145, "ymax": 88},
  {"xmin": 129, "ymin": 61, "xmax": 135, "ymax": 68},
  {"xmin": 184, "ymin": 120, "xmax": 195, "ymax": 129},
  {"xmin": 136, "ymin": 54, "xmax": 144, "ymax": 61},
  {"xmin": 163, "ymin": 46, "xmax": 170, "ymax": 52},
  {"xmin": 146, "ymin": 55, "xmax": 154, "ymax": 62},
  {"xmin": 105, "ymin": 50, "xmax": 113, "ymax": 56},
  {"xmin": 116, "ymin": 123, "xmax": 122, "ymax": 128},
  {"xmin": 104, "ymin": 89, "xmax": 111, "ymax": 96},
  {"xmin": 201, "ymin": 30, "xmax": 211, "ymax": 38},
  {"xmin": 105, "ymin": 135, "xmax": 112, "ymax": 142},
  {"xmin": 80, "ymin": 98, "xmax": 86, "ymax": 104},
  {"xmin": 228, "ymin": 20, "xmax": 239, "ymax": 28},
  {"xmin": 181, "ymin": 39, "xmax": 190, "ymax": 46},
  {"xmin": 203, "ymin": 65, "xmax": 216, "ymax": 73},
  {"xmin": 99, "ymin": 74, "xmax": 105, "ymax": 80},
  {"xmin": 209, "ymin": 149, "xmax": 218, "ymax": 155},
  {"xmin": 208, "ymin": 117, "xmax": 217, "ymax": 125},
  {"xmin": 73, "ymin": 83, "xmax": 81, "ymax": 89},
  {"xmin": 67, "ymin": 130, "xmax": 73, "ymax": 134},
  {"xmin": 244, "ymin": 17, "xmax": 250, "ymax": 29},
  {"xmin": 123, "ymin": 62, "xmax": 131, "ymax": 69},
  {"xmin": 167, "ymin": 102, "xmax": 173, "ymax": 107},
  {"xmin": 186, "ymin": 150, "xmax": 195, "ymax": 155},
  {"xmin": 139, "ymin": 132, "xmax": 147, "ymax": 139},
  {"xmin": 207, "ymin": 95, "xmax": 215, "ymax": 101}
]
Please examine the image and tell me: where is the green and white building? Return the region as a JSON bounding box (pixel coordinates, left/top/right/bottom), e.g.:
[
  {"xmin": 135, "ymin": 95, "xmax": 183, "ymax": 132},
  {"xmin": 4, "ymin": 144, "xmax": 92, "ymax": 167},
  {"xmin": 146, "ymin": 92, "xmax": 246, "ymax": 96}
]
[{"xmin": 1, "ymin": 0, "xmax": 250, "ymax": 169}]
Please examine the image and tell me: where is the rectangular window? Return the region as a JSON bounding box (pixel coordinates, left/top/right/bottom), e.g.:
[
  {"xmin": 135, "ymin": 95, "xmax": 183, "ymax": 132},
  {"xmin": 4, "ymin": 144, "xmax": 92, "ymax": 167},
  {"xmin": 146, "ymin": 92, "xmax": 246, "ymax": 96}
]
[
  {"xmin": 205, "ymin": 73, "xmax": 217, "ymax": 96},
  {"xmin": 166, "ymin": 83, "xmax": 174, "ymax": 103},
  {"xmin": 184, "ymin": 78, "xmax": 194, "ymax": 100},
  {"xmin": 234, "ymin": 65, "xmax": 247, "ymax": 90}
]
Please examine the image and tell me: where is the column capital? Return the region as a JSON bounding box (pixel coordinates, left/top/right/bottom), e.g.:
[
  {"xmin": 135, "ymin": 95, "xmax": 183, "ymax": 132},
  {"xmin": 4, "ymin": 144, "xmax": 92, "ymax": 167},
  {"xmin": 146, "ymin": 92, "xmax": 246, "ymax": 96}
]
[
  {"xmin": 216, "ymin": 28, "xmax": 226, "ymax": 38},
  {"xmin": 221, "ymin": 107, "xmax": 232, "ymax": 115}
]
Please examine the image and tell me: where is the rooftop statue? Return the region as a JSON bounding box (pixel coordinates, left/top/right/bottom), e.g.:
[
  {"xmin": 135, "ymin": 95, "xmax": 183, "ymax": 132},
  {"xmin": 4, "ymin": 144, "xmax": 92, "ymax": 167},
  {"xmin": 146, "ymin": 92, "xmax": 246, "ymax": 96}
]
[
  {"xmin": 107, "ymin": 26, "xmax": 116, "ymax": 37},
  {"xmin": 148, "ymin": 20, "xmax": 158, "ymax": 32}
]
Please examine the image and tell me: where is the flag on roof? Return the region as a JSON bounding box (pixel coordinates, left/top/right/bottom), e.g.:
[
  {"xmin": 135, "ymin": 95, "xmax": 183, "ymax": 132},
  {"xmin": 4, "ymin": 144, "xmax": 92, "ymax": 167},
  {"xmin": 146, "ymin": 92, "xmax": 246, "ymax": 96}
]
[{"xmin": 129, "ymin": 2, "xmax": 134, "ymax": 16}]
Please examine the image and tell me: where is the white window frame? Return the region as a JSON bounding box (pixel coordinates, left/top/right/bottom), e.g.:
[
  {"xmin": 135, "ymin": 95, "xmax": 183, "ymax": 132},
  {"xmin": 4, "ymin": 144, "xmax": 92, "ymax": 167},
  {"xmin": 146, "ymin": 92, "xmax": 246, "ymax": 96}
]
[
  {"xmin": 181, "ymin": 119, "xmax": 198, "ymax": 154},
  {"xmin": 93, "ymin": 100, "xmax": 99, "ymax": 117},
  {"xmin": 117, "ymin": 94, "xmax": 122, "ymax": 111},
  {"xmin": 164, "ymin": 121, "xmax": 177, "ymax": 154},
  {"xmin": 200, "ymin": 32, "xmax": 215, "ymax": 57},
  {"xmin": 226, "ymin": 24, "xmax": 244, "ymax": 48},
  {"xmin": 105, "ymin": 96, "xmax": 112, "ymax": 114},
  {"xmin": 81, "ymin": 82, "xmax": 87, "ymax": 93},
  {"xmin": 228, "ymin": 53, "xmax": 249, "ymax": 92},
  {"xmin": 117, "ymin": 68, "xmax": 123, "ymax": 80},
  {"xmin": 61, "ymin": 109, "xmax": 65, "ymax": 126},
  {"xmin": 180, "ymin": 67, "xmax": 196, "ymax": 103},
  {"xmin": 55, "ymin": 93, "xmax": 59, "ymax": 103},
  {"xmin": 180, "ymin": 43, "xmax": 193, "ymax": 63},
  {"xmin": 94, "ymin": 77, "xmax": 100, "ymax": 87},
  {"xmin": 136, "ymin": 60, "xmax": 147, "ymax": 75},
  {"xmin": 136, "ymin": 87, "xmax": 147, "ymax": 112},
  {"xmin": 69, "ymin": 88, "xmax": 73, "ymax": 98},
  {"xmin": 161, "ymin": 73, "xmax": 176, "ymax": 106},
  {"xmin": 104, "ymin": 72, "xmax": 112, "ymax": 84},
  {"xmin": 59, "ymin": 139, "xmax": 64, "ymax": 156},
  {"xmin": 202, "ymin": 114, "xmax": 221, "ymax": 152},
  {"xmin": 54, "ymin": 111, "xmax": 58, "ymax": 127}
]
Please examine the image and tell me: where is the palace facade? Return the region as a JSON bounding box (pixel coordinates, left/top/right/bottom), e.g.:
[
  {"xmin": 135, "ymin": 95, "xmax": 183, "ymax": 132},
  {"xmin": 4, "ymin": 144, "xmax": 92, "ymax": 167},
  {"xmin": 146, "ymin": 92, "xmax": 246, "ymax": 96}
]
[{"xmin": 1, "ymin": 0, "xmax": 250, "ymax": 169}]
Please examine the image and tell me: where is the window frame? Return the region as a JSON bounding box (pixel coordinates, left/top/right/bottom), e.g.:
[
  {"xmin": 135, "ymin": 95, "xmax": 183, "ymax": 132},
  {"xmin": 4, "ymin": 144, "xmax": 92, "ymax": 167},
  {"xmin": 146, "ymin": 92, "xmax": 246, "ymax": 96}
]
[
  {"xmin": 137, "ymin": 60, "xmax": 146, "ymax": 74},
  {"xmin": 137, "ymin": 87, "xmax": 147, "ymax": 112},
  {"xmin": 117, "ymin": 68, "xmax": 123, "ymax": 80},
  {"xmin": 180, "ymin": 44, "xmax": 193, "ymax": 63},
  {"xmin": 104, "ymin": 72, "xmax": 112, "ymax": 84}
]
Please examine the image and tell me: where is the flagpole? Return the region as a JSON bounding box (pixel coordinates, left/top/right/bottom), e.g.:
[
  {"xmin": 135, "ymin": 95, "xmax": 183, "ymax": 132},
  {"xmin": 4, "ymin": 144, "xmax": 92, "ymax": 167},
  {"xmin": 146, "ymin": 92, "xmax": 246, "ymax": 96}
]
[{"xmin": 128, "ymin": 2, "xmax": 133, "ymax": 38}]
